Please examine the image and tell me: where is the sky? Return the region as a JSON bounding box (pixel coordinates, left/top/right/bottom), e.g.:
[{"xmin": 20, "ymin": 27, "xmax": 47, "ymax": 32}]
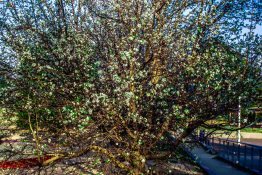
[{"xmin": 242, "ymin": 24, "xmax": 262, "ymax": 35}]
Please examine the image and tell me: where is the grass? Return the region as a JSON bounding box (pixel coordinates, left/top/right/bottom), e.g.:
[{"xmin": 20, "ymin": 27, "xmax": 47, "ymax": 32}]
[
  {"xmin": 241, "ymin": 127, "xmax": 262, "ymax": 133},
  {"xmin": 201, "ymin": 125, "xmax": 262, "ymax": 134}
]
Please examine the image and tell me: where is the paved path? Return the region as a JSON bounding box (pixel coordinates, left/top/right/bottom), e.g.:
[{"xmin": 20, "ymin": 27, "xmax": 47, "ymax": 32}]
[{"xmin": 190, "ymin": 145, "xmax": 251, "ymax": 175}]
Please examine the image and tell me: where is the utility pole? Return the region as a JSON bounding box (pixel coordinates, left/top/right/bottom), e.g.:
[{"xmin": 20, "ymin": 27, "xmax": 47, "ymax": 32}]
[{"xmin": 237, "ymin": 96, "xmax": 241, "ymax": 144}]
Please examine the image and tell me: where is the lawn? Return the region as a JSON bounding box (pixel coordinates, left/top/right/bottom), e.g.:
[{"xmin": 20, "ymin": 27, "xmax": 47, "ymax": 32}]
[{"xmin": 241, "ymin": 127, "xmax": 262, "ymax": 133}]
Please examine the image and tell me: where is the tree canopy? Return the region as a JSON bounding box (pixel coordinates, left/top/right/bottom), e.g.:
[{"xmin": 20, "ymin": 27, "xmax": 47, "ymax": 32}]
[{"xmin": 0, "ymin": 0, "xmax": 261, "ymax": 174}]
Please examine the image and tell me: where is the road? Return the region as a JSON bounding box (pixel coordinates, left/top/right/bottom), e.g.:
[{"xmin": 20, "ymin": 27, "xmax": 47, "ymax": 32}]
[{"xmin": 231, "ymin": 138, "xmax": 262, "ymax": 146}]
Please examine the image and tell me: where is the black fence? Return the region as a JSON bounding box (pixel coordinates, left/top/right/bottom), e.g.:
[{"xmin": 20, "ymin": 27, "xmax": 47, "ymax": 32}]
[{"xmin": 199, "ymin": 136, "xmax": 262, "ymax": 175}]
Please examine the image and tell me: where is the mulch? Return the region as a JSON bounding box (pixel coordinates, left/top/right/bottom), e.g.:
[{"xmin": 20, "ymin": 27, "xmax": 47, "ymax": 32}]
[{"xmin": 0, "ymin": 156, "xmax": 53, "ymax": 169}]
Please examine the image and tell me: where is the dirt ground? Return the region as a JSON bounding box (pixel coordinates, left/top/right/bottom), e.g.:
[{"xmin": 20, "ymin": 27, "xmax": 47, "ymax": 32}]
[
  {"xmin": 0, "ymin": 139, "xmax": 205, "ymax": 174},
  {"xmin": 0, "ymin": 125, "xmax": 205, "ymax": 175}
]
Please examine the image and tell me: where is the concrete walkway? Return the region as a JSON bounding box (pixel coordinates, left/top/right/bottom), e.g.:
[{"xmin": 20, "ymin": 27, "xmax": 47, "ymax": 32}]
[{"xmin": 190, "ymin": 146, "xmax": 251, "ymax": 175}]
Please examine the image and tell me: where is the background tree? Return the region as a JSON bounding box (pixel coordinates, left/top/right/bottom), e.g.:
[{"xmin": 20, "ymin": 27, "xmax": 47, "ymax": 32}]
[{"xmin": 0, "ymin": 0, "xmax": 261, "ymax": 174}]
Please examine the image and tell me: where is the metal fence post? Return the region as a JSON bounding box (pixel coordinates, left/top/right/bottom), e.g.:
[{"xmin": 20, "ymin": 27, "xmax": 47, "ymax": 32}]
[
  {"xmin": 223, "ymin": 140, "xmax": 225, "ymax": 157},
  {"xmin": 237, "ymin": 143, "xmax": 240, "ymax": 164},
  {"xmin": 227, "ymin": 141, "xmax": 230, "ymax": 160},
  {"xmin": 259, "ymin": 149, "xmax": 262, "ymax": 173},
  {"xmin": 232, "ymin": 143, "xmax": 235, "ymax": 162},
  {"xmin": 244, "ymin": 145, "xmax": 247, "ymax": 167},
  {"xmin": 251, "ymin": 147, "xmax": 254, "ymax": 169},
  {"xmin": 218, "ymin": 138, "xmax": 221, "ymax": 152}
]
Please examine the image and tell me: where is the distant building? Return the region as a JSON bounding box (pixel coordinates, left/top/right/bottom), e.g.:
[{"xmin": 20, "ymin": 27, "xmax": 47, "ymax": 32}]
[
  {"xmin": 248, "ymin": 107, "xmax": 262, "ymax": 128},
  {"xmin": 228, "ymin": 106, "xmax": 262, "ymax": 128}
]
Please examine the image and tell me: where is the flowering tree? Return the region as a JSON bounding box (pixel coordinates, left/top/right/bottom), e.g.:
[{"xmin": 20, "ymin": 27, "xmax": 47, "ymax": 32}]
[{"xmin": 0, "ymin": 0, "xmax": 261, "ymax": 174}]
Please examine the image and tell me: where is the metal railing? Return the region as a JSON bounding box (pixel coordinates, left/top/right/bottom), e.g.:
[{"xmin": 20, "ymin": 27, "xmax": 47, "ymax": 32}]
[{"xmin": 199, "ymin": 136, "xmax": 262, "ymax": 174}]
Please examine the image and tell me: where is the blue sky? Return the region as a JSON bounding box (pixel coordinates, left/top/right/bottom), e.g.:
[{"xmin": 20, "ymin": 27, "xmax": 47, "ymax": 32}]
[{"xmin": 242, "ymin": 25, "xmax": 262, "ymax": 35}]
